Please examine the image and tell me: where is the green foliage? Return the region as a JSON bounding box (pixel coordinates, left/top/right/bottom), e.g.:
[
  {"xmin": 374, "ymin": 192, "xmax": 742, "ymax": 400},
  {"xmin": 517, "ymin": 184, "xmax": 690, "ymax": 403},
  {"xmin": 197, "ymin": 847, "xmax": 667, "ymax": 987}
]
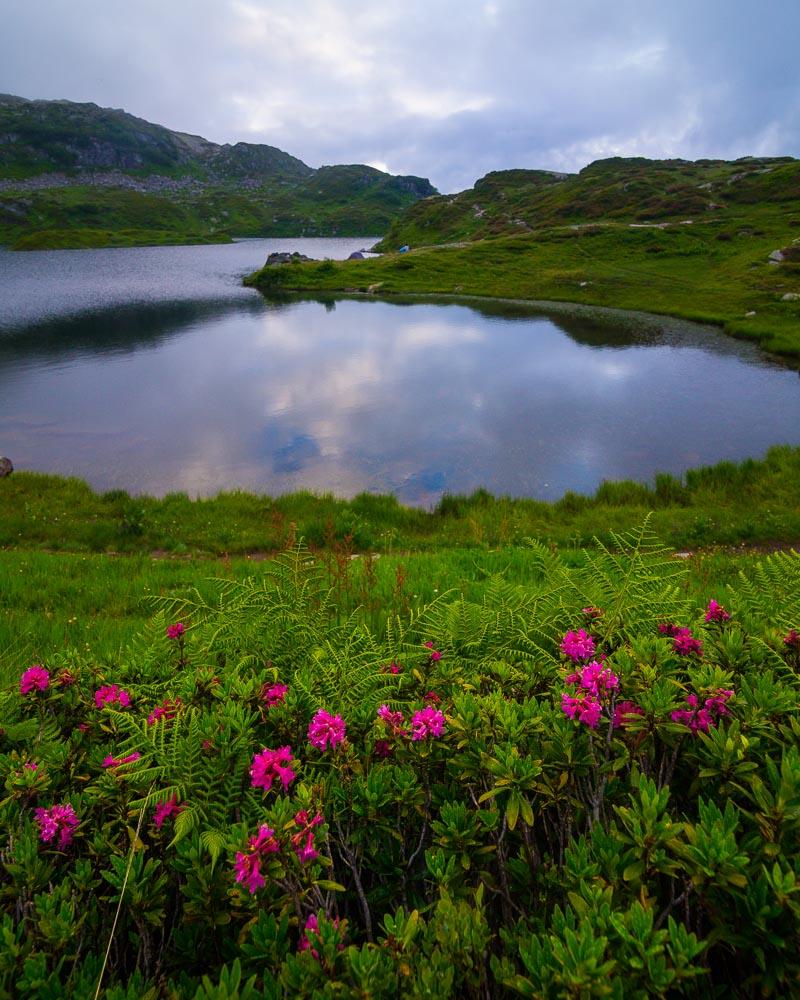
[{"xmin": 2, "ymin": 525, "xmax": 800, "ymax": 995}]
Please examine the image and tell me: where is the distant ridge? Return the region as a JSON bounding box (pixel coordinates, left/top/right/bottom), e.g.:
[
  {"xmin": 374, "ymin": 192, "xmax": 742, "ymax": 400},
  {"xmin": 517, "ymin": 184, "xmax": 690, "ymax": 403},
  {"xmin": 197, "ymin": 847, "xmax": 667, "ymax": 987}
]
[{"xmin": 0, "ymin": 94, "xmax": 436, "ymax": 249}]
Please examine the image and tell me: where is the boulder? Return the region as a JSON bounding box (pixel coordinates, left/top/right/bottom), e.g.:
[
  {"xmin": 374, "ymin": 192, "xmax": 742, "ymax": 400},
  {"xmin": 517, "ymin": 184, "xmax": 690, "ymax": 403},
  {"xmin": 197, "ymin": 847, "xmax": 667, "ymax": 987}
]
[
  {"xmin": 0, "ymin": 457, "xmax": 12, "ymax": 477},
  {"xmin": 347, "ymin": 251, "xmax": 365, "ymax": 259},
  {"xmin": 781, "ymin": 292, "xmax": 800, "ymax": 301},
  {"xmin": 264, "ymin": 251, "xmax": 314, "ymax": 266}
]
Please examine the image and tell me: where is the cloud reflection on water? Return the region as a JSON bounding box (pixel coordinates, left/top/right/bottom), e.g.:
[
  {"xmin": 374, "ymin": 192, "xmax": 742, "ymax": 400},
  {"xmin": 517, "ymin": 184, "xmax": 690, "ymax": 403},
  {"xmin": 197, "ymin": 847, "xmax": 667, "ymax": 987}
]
[{"xmin": 1, "ymin": 295, "xmax": 799, "ymax": 504}]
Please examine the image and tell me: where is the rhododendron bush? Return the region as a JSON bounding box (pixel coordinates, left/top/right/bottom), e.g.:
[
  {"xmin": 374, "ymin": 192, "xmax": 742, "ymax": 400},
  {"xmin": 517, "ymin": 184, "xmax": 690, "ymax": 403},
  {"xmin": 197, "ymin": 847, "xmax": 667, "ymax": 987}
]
[{"xmin": 1, "ymin": 528, "xmax": 800, "ymax": 998}]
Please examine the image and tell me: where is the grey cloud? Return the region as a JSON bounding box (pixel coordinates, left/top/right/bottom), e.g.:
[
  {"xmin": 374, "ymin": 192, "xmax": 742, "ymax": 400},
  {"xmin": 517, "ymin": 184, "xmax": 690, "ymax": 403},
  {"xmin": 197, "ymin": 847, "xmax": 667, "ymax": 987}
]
[{"xmin": 0, "ymin": 0, "xmax": 797, "ymax": 192}]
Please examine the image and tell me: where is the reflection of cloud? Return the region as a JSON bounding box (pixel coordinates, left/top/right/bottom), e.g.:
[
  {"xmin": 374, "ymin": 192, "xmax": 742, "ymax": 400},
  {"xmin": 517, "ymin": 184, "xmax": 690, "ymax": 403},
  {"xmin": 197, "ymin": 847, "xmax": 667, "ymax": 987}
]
[
  {"xmin": 272, "ymin": 433, "xmax": 320, "ymax": 473},
  {"xmin": 399, "ymin": 319, "xmax": 484, "ymax": 351},
  {"xmin": 5, "ymin": 296, "xmax": 800, "ymax": 504}
]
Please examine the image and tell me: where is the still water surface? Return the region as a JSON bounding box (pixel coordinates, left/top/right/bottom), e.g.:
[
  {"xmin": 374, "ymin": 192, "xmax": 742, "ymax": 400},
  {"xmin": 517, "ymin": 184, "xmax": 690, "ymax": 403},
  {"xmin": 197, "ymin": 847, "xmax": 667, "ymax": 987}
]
[{"xmin": 1, "ymin": 238, "xmax": 798, "ymax": 505}]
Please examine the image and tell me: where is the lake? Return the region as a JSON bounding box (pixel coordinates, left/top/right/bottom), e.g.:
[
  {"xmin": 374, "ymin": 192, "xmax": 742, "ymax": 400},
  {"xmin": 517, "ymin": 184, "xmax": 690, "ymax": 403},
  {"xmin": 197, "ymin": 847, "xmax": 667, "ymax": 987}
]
[{"xmin": 1, "ymin": 238, "xmax": 799, "ymax": 505}]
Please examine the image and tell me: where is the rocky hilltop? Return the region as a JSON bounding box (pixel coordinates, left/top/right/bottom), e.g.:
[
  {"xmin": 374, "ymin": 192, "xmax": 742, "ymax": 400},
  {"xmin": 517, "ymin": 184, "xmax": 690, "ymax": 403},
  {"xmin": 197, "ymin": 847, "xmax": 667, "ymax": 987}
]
[
  {"xmin": 0, "ymin": 94, "xmax": 436, "ymax": 248},
  {"xmin": 374, "ymin": 156, "xmax": 799, "ymax": 250}
]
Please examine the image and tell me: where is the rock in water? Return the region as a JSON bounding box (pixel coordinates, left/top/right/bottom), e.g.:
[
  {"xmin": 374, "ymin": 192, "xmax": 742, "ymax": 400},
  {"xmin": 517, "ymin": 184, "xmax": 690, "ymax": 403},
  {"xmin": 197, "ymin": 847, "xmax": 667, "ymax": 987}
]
[
  {"xmin": 0, "ymin": 457, "xmax": 13, "ymax": 477},
  {"xmin": 264, "ymin": 251, "xmax": 314, "ymax": 266}
]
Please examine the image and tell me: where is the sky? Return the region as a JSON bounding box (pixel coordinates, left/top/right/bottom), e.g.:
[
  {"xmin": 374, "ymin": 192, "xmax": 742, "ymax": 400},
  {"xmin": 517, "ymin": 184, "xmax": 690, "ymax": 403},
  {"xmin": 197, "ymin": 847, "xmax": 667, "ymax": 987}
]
[{"xmin": 1, "ymin": 0, "xmax": 798, "ymax": 193}]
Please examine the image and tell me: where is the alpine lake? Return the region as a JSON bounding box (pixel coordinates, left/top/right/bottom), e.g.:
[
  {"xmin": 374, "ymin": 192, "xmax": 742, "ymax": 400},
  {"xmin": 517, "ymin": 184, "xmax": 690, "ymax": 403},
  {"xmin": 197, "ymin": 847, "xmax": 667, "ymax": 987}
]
[{"xmin": 1, "ymin": 237, "xmax": 799, "ymax": 507}]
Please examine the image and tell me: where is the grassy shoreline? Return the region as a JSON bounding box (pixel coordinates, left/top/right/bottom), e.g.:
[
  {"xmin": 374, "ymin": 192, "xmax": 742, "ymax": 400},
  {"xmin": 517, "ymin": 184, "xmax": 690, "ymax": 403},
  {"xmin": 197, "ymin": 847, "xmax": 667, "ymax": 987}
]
[
  {"xmin": 3, "ymin": 445, "xmax": 800, "ymax": 557},
  {"xmin": 244, "ymin": 217, "xmax": 800, "ymax": 358}
]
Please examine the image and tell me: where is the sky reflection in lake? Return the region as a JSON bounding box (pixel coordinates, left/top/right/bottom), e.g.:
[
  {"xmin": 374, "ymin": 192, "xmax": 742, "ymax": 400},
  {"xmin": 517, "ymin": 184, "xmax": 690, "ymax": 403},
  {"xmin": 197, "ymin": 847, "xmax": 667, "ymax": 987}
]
[{"xmin": 1, "ymin": 281, "xmax": 799, "ymax": 504}]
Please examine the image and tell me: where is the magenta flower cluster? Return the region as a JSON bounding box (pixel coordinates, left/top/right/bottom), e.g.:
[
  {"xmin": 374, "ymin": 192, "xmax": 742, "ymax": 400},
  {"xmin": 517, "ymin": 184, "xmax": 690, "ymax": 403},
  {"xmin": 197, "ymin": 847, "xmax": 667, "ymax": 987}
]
[
  {"xmin": 102, "ymin": 751, "xmax": 141, "ymax": 769},
  {"xmin": 153, "ymin": 795, "xmax": 185, "ymax": 830},
  {"xmin": 671, "ymin": 689, "xmax": 733, "ymax": 734},
  {"xmin": 705, "ymin": 599, "xmax": 731, "ymax": 623},
  {"xmin": 234, "ymin": 824, "xmax": 281, "ymax": 894},
  {"xmin": 147, "ymin": 697, "xmax": 181, "ymax": 726},
  {"xmin": 35, "ymin": 803, "xmax": 78, "ymax": 850},
  {"xmin": 299, "ymin": 913, "xmax": 344, "ymax": 959},
  {"xmin": 376, "ymin": 702, "xmax": 447, "ymax": 747},
  {"xmin": 95, "ymin": 684, "xmax": 131, "ymax": 709},
  {"xmin": 234, "ymin": 813, "xmax": 326, "ymax": 893},
  {"xmin": 262, "ymin": 682, "xmax": 288, "ymax": 708},
  {"xmin": 291, "ymin": 810, "xmax": 324, "ymax": 864},
  {"xmin": 166, "ymin": 622, "xmax": 186, "ymax": 640},
  {"xmin": 308, "ymin": 710, "xmax": 346, "ymax": 751},
  {"xmin": 560, "ymin": 629, "xmax": 596, "ymax": 662},
  {"xmin": 411, "ymin": 706, "xmax": 446, "ymax": 740},
  {"xmin": 250, "ymin": 746, "xmax": 296, "ymax": 793},
  {"xmin": 20, "ymin": 665, "xmax": 50, "ymax": 695},
  {"xmin": 424, "ymin": 641, "xmax": 443, "ymax": 662},
  {"xmin": 658, "ymin": 623, "xmax": 703, "ymax": 657}
]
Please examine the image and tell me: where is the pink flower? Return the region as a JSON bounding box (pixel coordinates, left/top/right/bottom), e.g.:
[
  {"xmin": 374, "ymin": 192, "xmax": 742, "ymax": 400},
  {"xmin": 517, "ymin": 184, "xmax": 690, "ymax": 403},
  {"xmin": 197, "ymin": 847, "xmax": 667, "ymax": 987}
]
[
  {"xmin": 671, "ymin": 689, "xmax": 733, "ymax": 734},
  {"xmin": 705, "ymin": 599, "xmax": 731, "ymax": 623},
  {"xmin": 424, "ymin": 641, "xmax": 443, "ymax": 662},
  {"xmin": 308, "ymin": 710, "xmax": 346, "ymax": 751},
  {"xmin": 411, "ymin": 706, "xmax": 446, "ymax": 740},
  {"xmin": 102, "ymin": 751, "xmax": 141, "ymax": 769},
  {"xmin": 77, "ymin": 722, "xmax": 91, "ymax": 733},
  {"xmin": 262, "ymin": 683, "xmax": 288, "ymax": 708},
  {"xmin": 20, "ymin": 665, "xmax": 50, "ymax": 695},
  {"xmin": 35, "ymin": 803, "xmax": 78, "ymax": 850},
  {"xmin": 234, "ymin": 824, "xmax": 280, "ymax": 894},
  {"xmin": 560, "ymin": 629, "xmax": 596, "ymax": 662},
  {"xmin": 582, "ymin": 606, "xmax": 603, "ymax": 620},
  {"xmin": 578, "ymin": 661, "xmax": 619, "ymax": 697},
  {"xmin": 613, "ymin": 701, "xmax": 645, "ymax": 729},
  {"xmin": 423, "ymin": 691, "xmax": 441, "ymax": 704},
  {"xmin": 299, "ymin": 914, "xmax": 343, "ymax": 958},
  {"xmin": 153, "ymin": 795, "xmax": 185, "ymax": 830},
  {"xmin": 377, "ymin": 704, "xmax": 407, "ymax": 736},
  {"xmin": 95, "ymin": 685, "xmax": 131, "ymax": 709},
  {"xmin": 671, "ymin": 628, "xmax": 703, "ymax": 657},
  {"xmin": 387, "ymin": 662, "xmax": 403, "ymax": 674},
  {"xmin": 373, "ymin": 739, "xmax": 393, "ymax": 758},
  {"xmin": 783, "ymin": 629, "xmax": 800, "ymax": 650},
  {"xmin": 250, "ymin": 746, "xmax": 296, "ymax": 792},
  {"xmin": 147, "ymin": 697, "xmax": 181, "ymax": 726},
  {"xmin": 24, "ymin": 761, "xmax": 38, "ymax": 772},
  {"xmin": 166, "ymin": 622, "xmax": 186, "ymax": 640},
  {"xmin": 57, "ymin": 670, "xmax": 76, "ymax": 687},
  {"xmin": 561, "ymin": 692, "xmax": 603, "ymax": 729},
  {"xmin": 291, "ymin": 810, "xmax": 324, "ymax": 864}
]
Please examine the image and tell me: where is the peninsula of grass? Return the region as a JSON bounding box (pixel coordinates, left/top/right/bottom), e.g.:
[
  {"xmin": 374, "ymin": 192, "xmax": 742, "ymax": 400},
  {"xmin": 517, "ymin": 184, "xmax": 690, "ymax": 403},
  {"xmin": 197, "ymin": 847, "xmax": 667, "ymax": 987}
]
[{"xmin": 245, "ymin": 157, "xmax": 800, "ymax": 358}]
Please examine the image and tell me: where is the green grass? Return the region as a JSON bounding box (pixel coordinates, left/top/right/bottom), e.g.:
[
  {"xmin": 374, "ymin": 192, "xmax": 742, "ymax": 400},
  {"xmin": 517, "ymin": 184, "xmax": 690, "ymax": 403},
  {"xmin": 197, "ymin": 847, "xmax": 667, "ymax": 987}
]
[
  {"xmin": 0, "ymin": 539, "xmax": 774, "ymax": 680},
  {"xmin": 5, "ymin": 447, "xmax": 797, "ymax": 673},
  {"xmin": 2, "ymin": 446, "xmax": 800, "ymax": 559}
]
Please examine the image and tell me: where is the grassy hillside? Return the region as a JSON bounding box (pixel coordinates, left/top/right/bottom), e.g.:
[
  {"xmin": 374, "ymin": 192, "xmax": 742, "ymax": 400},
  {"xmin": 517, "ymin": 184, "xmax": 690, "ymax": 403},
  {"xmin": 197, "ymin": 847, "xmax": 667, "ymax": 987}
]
[
  {"xmin": 374, "ymin": 156, "xmax": 800, "ymax": 248},
  {"xmin": 0, "ymin": 95, "xmax": 436, "ymax": 248},
  {"xmin": 246, "ymin": 157, "xmax": 800, "ymax": 358}
]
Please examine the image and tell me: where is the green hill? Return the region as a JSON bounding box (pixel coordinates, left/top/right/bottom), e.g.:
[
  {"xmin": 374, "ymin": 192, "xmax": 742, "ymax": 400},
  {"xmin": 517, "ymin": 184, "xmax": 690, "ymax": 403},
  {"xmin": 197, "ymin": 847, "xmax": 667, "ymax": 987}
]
[
  {"xmin": 374, "ymin": 156, "xmax": 800, "ymax": 249},
  {"xmin": 0, "ymin": 94, "xmax": 436, "ymax": 248}
]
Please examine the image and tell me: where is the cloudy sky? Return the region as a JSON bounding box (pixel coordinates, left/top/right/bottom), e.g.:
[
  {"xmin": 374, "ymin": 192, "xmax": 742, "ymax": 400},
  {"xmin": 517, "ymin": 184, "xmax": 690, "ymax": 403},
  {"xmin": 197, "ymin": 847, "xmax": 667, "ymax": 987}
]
[{"xmin": 2, "ymin": 0, "xmax": 798, "ymax": 192}]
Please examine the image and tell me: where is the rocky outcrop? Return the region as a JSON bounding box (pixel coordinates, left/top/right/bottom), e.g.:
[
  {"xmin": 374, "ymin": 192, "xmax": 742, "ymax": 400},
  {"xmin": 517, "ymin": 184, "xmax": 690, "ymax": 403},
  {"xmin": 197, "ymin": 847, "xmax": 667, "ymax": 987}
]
[{"xmin": 264, "ymin": 251, "xmax": 315, "ymax": 266}]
